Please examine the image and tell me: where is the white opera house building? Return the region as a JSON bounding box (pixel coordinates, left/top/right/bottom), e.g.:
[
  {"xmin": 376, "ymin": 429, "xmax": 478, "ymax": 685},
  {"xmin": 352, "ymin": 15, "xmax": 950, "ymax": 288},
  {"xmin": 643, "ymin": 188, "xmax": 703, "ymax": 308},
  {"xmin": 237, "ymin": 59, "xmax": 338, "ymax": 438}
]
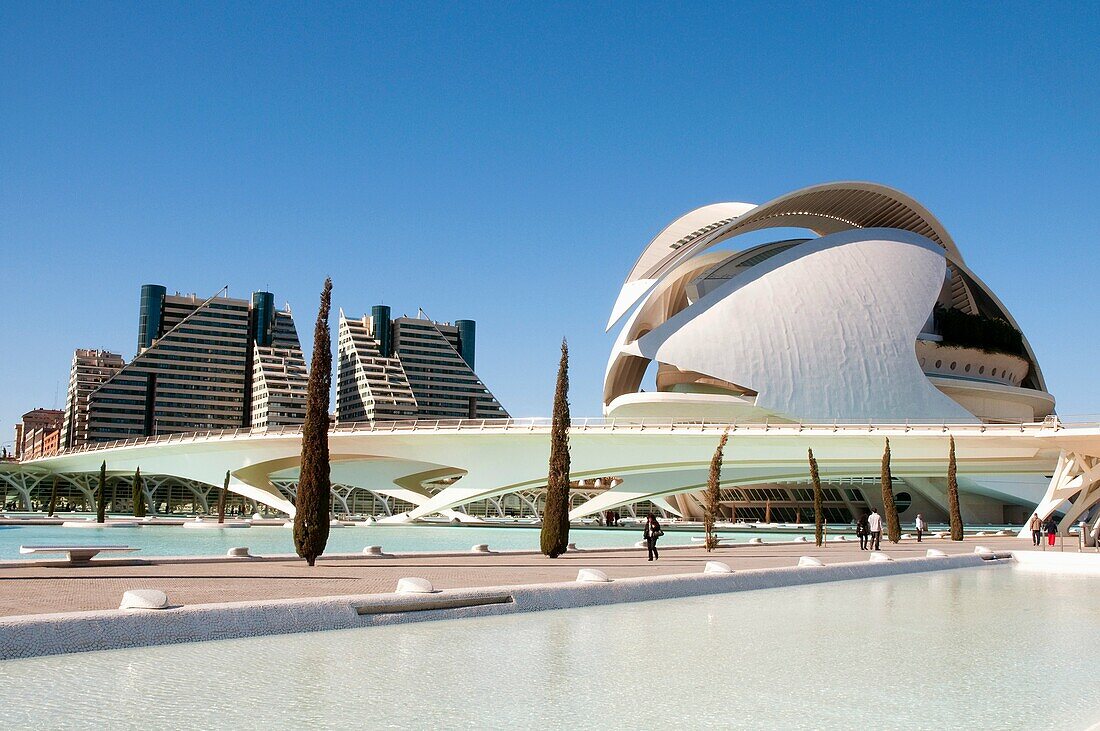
[{"xmin": 11, "ymin": 182, "xmax": 1100, "ymax": 535}]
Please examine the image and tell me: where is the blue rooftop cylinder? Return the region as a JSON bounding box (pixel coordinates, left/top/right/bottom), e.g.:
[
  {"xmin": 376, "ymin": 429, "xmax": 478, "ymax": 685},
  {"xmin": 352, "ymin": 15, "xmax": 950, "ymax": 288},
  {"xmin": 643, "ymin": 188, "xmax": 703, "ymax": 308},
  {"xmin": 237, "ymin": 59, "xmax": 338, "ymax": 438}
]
[
  {"xmin": 372, "ymin": 305, "xmax": 393, "ymax": 357},
  {"xmin": 455, "ymin": 319, "xmax": 476, "ymax": 369},
  {"xmin": 252, "ymin": 291, "xmax": 275, "ymax": 346},
  {"xmin": 137, "ymin": 284, "xmax": 166, "ymax": 352}
]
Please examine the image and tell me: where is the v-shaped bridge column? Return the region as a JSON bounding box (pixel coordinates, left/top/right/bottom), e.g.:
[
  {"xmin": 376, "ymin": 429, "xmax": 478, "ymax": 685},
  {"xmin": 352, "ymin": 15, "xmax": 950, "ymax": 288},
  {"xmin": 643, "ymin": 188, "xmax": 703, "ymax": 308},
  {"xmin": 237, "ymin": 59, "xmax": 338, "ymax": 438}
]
[{"xmin": 1018, "ymin": 451, "xmax": 1100, "ymax": 537}]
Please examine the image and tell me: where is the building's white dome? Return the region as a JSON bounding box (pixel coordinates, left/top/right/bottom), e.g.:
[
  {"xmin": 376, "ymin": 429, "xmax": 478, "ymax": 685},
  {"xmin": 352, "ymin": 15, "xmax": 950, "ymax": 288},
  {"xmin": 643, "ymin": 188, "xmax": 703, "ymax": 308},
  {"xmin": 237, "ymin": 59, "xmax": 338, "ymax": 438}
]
[{"xmin": 605, "ymin": 182, "xmax": 1054, "ymax": 424}]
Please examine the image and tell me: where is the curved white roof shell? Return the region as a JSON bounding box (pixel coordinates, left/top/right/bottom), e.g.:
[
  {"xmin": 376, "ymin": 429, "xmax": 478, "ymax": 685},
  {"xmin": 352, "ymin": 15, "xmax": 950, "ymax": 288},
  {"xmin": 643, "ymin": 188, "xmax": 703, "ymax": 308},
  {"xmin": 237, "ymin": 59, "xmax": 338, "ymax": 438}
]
[{"xmin": 609, "ymin": 181, "xmax": 963, "ymax": 330}]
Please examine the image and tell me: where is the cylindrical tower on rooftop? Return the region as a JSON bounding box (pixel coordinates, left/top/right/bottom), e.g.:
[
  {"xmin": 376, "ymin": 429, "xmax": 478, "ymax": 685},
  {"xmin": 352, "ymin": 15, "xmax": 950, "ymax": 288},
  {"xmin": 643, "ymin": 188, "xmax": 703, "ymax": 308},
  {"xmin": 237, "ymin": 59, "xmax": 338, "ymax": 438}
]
[
  {"xmin": 455, "ymin": 319, "xmax": 476, "ymax": 369},
  {"xmin": 372, "ymin": 305, "xmax": 393, "ymax": 357},
  {"xmin": 137, "ymin": 284, "xmax": 167, "ymax": 352},
  {"xmin": 251, "ymin": 291, "xmax": 275, "ymax": 346}
]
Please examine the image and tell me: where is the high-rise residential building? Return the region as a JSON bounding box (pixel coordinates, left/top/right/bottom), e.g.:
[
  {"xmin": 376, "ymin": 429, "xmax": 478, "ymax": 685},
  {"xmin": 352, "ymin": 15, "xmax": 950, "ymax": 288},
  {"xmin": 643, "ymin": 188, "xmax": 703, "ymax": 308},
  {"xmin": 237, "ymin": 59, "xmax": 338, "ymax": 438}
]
[
  {"xmin": 336, "ymin": 306, "xmax": 508, "ymax": 422},
  {"xmin": 86, "ymin": 285, "xmax": 306, "ymax": 442},
  {"xmin": 14, "ymin": 408, "xmax": 64, "ymax": 459},
  {"xmin": 250, "ymin": 299, "xmax": 308, "ymax": 429},
  {"xmin": 60, "ymin": 349, "xmax": 126, "ymax": 449}
]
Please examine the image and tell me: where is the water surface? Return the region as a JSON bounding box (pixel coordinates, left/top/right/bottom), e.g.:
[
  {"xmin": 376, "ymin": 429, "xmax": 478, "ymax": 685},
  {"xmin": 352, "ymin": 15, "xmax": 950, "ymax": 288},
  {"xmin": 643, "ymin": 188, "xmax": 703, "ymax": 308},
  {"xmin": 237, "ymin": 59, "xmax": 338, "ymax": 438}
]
[
  {"xmin": 0, "ymin": 522, "xmax": 802, "ymax": 559},
  {"xmin": 0, "ymin": 567, "xmax": 1094, "ymax": 730}
]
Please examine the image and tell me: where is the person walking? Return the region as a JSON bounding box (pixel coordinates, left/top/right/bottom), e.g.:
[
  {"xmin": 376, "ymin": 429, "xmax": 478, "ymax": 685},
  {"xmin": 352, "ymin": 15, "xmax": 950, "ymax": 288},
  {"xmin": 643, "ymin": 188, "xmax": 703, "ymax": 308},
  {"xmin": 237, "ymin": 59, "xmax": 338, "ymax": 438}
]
[
  {"xmin": 867, "ymin": 508, "xmax": 883, "ymax": 551},
  {"xmin": 1045, "ymin": 516, "xmax": 1058, "ymax": 548},
  {"xmin": 643, "ymin": 513, "xmax": 663, "ymax": 561},
  {"xmin": 1029, "ymin": 513, "xmax": 1043, "ymax": 547},
  {"xmin": 914, "ymin": 513, "xmax": 927, "ymax": 543},
  {"xmin": 856, "ymin": 512, "xmax": 870, "ymax": 551}
]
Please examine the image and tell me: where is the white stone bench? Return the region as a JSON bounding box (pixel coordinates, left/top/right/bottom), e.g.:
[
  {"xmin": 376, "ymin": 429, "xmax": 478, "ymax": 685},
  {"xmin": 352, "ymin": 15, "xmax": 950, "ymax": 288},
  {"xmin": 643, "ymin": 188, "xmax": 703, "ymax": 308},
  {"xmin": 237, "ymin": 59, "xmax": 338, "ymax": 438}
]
[
  {"xmin": 19, "ymin": 545, "xmax": 139, "ymax": 563},
  {"xmin": 690, "ymin": 536, "xmax": 736, "ymax": 545}
]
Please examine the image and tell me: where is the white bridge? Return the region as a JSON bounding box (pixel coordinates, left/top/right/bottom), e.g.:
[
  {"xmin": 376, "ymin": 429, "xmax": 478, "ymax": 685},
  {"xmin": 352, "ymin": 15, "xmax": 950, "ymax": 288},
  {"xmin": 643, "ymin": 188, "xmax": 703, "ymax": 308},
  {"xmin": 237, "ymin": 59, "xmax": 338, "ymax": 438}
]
[{"xmin": 8, "ymin": 417, "xmax": 1100, "ymax": 533}]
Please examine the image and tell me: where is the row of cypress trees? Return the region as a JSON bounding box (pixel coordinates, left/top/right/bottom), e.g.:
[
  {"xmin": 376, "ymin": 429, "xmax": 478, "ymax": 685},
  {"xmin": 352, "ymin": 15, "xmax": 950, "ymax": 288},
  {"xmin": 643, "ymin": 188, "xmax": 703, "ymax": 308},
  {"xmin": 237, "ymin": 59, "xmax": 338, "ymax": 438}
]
[
  {"xmin": 83, "ymin": 463, "xmax": 217, "ymax": 519},
  {"xmin": 878, "ymin": 437, "xmax": 965, "ymax": 543},
  {"xmin": 700, "ymin": 436, "xmax": 967, "ymax": 550}
]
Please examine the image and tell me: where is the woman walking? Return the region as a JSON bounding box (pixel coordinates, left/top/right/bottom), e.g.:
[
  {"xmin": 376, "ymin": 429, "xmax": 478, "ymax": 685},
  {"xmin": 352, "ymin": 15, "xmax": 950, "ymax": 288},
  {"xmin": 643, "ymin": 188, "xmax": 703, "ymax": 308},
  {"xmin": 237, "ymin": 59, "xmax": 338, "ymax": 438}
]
[
  {"xmin": 643, "ymin": 513, "xmax": 663, "ymax": 561},
  {"xmin": 856, "ymin": 512, "xmax": 870, "ymax": 551},
  {"xmin": 1045, "ymin": 516, "xmax": 1058, "ymax": 547}
]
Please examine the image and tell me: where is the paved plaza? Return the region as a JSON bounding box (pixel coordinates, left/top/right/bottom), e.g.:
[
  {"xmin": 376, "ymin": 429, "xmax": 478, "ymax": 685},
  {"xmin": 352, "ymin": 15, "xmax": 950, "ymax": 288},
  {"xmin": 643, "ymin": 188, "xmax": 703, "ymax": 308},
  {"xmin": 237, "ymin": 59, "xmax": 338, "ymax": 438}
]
[{"xmin": 0, "ymin": 535, "xmax": 1043, "ymax": 618}]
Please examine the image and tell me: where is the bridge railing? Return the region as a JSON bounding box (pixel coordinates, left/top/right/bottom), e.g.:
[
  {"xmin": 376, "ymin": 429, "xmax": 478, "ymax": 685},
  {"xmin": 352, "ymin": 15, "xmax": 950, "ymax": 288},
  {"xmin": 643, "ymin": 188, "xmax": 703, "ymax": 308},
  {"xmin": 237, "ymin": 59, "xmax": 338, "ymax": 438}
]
[{"xmin": 28, "ymin": 413, "xmax": 1100, "ymax": 460}]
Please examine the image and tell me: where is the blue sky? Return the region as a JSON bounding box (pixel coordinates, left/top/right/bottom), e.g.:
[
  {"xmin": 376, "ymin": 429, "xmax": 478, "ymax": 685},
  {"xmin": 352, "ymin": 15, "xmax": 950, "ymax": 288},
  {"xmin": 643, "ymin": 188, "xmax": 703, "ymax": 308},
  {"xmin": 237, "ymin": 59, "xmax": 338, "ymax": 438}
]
[{"xmin": 2, "ymin": 2, "xmax": 1099, "ymax": 439}]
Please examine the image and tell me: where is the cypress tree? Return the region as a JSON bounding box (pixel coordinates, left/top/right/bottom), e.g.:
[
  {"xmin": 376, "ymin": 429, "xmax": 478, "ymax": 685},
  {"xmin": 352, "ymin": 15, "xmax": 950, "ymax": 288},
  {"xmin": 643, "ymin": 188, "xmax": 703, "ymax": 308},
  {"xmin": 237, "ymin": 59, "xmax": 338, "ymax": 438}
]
[
  {"xmin": 96, "ymin": 460, "xmax": 107, "ymax": 523},
  {"xmin": 132, "ymin": 468, "xmax": 146, "ymax": 518},
  {"xmin": 540, "ymin": 338, "xmax": 571, "ymax": 557},
  {"xmin": 880, "ymin": 439, "xmax": 900, "ymax": 543},
  {"xmin": 809, "ymin": 448, "xmax": 824, "ymax": 546},
  {"xmin": 47, "ymin": 475, "xmax": 59, "ymax": 518},
  {"xmin": 947, "ymin": 436, "xmax": 964, "ymax": 540},
  {"xmin": 703, "ymin": 430, "xmax": 729, "ymax": 551},
  {"xmin": 294, "ymin": 278, "xmax": 333, "ymax": 566},
  {"xmin": 218, "ymin": 470, "xmax": 229, "ymax": 524}
]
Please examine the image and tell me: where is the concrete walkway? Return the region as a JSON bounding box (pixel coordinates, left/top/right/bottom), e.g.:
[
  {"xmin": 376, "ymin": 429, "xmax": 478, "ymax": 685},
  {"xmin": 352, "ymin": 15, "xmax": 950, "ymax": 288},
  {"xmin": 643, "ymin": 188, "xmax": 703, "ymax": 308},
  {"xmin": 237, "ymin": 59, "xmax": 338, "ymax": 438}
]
[{"xmin": 0, "ymin": 535, "xmax": 1050, "ymax": 618}]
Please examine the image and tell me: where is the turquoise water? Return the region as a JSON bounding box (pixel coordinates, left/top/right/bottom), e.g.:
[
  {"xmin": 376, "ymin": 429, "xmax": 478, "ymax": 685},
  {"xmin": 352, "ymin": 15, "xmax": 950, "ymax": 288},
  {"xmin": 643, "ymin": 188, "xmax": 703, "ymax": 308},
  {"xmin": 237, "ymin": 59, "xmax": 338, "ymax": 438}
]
[
  {"xmin": 0, "ymin": 523, "xmax": 807, "ymax": 559},
  {"xmin": 0, "ymin": 567, "xmax": 1095, "ymax": 729}
]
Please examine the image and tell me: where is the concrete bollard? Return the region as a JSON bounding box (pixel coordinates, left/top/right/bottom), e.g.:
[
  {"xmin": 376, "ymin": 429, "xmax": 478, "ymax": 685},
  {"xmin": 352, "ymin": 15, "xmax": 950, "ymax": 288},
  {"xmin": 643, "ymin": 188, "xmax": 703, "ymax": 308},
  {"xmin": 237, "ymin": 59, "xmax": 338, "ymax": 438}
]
[
  {"xmin": 363, "ymin": 545, "xmax": 384, "ymax": 556},
  {"xmin": 226, "ymin": 546, "xmax": 252, "ymax": 558},
  {"xmin": 797, "ymin": 556, "xmax": 825, "ymax": 567},
  {"xmin": 120, "ymin": 589, "xmax": 170, "ymax": 610},
  {"xmin": 868, "ymin": 552, "xmax": 893, "ymax": 563},
  {"xmin": 576, "ymin": 568, "xmax": 612, "ymax": 583},
  {"xmin": 470, "ymin": 544, "xmax": 491, "ymax": 553},
  {"xmin": 395, "ymin": 577, "xmax": 436, "ymax": 594},
  {"xmin": 703, "ymin": 561, "xmax": 733, "ymax": 574}
]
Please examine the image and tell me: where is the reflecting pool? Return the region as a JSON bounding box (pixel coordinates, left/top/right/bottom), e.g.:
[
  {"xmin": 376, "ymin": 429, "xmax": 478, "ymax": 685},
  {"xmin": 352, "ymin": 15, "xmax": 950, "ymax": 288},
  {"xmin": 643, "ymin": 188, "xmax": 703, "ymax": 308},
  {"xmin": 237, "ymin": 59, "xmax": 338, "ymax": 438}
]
[
  {"xmin": 0, "ymin": 522, "xmax": 806, "ymax": 560},
  {"xmin": 1, "ymin": 567, "xmax": 1095, "ymax": 729}
]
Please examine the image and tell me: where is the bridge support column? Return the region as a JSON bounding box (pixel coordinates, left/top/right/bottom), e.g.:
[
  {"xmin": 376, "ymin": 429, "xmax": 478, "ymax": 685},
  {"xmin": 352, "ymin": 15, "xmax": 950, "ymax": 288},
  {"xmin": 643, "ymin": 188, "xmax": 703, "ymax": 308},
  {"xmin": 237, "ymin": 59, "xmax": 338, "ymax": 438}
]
[{"xmin": 1018, "ymin": 451, "xmax": 1100, "ymax": 537}]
